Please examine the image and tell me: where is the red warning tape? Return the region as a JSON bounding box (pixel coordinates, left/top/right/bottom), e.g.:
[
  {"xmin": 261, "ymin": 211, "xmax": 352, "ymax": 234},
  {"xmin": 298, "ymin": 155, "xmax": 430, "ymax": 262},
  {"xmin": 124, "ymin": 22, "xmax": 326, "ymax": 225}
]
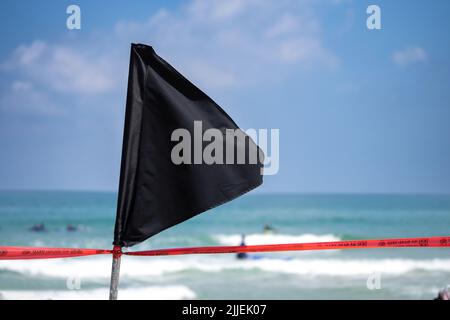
[
  {"xmin": 1, "ymin": 236, "xmax": 449, "ymax": 260},
  {"xmin": 0, "ymin": 246, "xmax": 111, "ymax": 260},
  {"xmin": 125, "ymin": 236, "xmax": 450, "ymax": 257}
]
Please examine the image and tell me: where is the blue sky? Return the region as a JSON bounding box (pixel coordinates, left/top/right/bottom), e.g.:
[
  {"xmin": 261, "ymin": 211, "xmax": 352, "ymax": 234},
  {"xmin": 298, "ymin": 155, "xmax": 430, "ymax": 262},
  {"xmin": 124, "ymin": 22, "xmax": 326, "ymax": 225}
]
[{"xmin": 0, "ymin": 0, "xmax": 449, "ymax": 193}]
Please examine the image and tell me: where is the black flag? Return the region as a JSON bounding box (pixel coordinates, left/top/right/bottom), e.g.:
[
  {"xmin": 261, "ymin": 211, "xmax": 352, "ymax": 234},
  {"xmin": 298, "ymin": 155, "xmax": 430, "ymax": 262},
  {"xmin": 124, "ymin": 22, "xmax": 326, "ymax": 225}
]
[{"xmin": 113, "ymin": 44, "xmax": 263, "ymax": 247}]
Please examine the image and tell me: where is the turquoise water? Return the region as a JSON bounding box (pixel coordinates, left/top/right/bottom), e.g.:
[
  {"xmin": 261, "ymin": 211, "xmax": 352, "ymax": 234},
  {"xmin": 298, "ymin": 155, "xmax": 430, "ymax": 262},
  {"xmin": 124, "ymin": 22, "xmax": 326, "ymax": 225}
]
[{"xmin": 0, "ymin": 191, "xmax": 449, "ymax": 299}]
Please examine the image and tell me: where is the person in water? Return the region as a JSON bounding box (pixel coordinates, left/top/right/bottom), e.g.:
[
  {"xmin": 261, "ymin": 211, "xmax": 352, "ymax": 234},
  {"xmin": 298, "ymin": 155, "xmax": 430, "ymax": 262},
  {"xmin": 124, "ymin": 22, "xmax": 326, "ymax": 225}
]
[
  {"xmin": 66, "ymin": 224, "xmax": 77, "ymax": 232},
  {"xmin": 263, "ymin": 224, "xmax": 275, "ymax": 234},
  {"xmin": 29, "ymin": 223, "xmax": 46, "ymax": 232},
  {"xmin": 236, "ymin": 234, "xmax": 248, "ymax": 260},
  {"xmin": 435, "ymin": 286, "xmax": 450, "ymax": 300}
]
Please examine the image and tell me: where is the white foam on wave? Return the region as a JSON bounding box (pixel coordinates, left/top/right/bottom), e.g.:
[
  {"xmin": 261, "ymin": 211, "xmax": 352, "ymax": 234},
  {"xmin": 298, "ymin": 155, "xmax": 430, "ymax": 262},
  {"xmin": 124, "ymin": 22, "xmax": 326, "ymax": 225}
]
[
  {"xmin": 0, "ymin": 285, "xmax": 196, "ymax": 300},
  {"xmin": 1, "ymin": 255, "xmax": 450, "ymax": 279},
  {"xmin": 215, "ymin": 233, "xmax": 341, "ymax": 246},
  {"xmin": 237, "ymin": 258, "xmax": 450, "ymax": 276},
  {"xmin": 0, "ymin": 257, "xmax": 112, "ymax": 278}
]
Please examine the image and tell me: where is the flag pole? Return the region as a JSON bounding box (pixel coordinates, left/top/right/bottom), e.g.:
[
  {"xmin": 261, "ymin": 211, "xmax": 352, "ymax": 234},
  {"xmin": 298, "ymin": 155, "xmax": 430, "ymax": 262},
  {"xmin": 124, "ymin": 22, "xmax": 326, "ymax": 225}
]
[{"xmin": 109, "ymin": 245, "xmax": 122, "ymax": 300}]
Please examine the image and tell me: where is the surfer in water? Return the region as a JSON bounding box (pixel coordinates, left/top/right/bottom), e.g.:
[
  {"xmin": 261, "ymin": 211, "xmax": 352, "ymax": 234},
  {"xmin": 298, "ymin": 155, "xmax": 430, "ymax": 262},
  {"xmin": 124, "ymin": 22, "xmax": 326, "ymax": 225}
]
[
  {"xmin": 66, "ymin": 224, "xmax": 77, "ymax": 232},
  {"xmin": 29, "ymin": 223, "xmax": 46, "ymax": 232},
  {"xmin": 435, "ymin": 286, "xmax": 450, "ymax": 300},
  {"xmin": 236, "ymin": 234, "xmax": 248, "ymax": 260},
  {"xmin": 263, "ymin": 224, "xmax": 275, "ymax": 234}
]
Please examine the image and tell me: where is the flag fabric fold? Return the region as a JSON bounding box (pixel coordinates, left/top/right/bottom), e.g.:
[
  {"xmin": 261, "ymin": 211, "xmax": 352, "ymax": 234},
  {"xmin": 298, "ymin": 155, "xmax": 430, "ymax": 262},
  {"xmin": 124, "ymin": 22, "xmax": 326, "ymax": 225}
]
[{"xmin": 113, "ymin": 44, "xmax": 263, "ymax": 247}]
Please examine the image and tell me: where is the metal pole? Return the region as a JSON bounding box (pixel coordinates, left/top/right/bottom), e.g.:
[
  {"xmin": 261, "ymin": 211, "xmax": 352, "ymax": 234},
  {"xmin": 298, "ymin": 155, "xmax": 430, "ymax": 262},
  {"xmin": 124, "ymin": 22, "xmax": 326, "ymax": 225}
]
[{"xmin": 109, "ymin": 245, "xmax": 122, "ymax": 300}]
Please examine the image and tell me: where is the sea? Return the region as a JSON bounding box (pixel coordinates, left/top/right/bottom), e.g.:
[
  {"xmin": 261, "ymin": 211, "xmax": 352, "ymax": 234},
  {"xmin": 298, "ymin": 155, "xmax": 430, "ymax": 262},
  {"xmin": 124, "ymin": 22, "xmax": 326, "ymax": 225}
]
[{"xmin": 0, "ymin": 191, "xmax": 449, "ymax": 300}]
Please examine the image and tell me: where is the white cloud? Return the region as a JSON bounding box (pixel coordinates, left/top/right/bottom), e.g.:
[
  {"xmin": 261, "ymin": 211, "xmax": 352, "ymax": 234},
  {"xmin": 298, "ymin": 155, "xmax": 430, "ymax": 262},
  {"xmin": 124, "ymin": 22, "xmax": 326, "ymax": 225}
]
[
  {"xmin": 265, "ymin": 14, "xmax": 300, "ymax": 38},
  {"xmin": 5, "ymin": 40, "xmax": 120, "ymax": 94},
  {"xmin": 278, "ymin": 37, "xmax": 338, "ymax": 67},
  {"xmin": 0, "ymin": 81, "xmax": 62, "ymax": 116},
  {"xmin": 392, "ymin": 47, "xmax": 427, "ymax": 67},
  {"xmin": 187, "ymin": 0, "xmax": 252, "ymax": 22},
  {"xmin": 14, "ymin": 40, "xmax": 48, "ymax": 66},
  {"xmin": 11, "ymin": 80, "xmax": 33, "ymax": 91},
  {"xmin": 1, "ymin": 0, "xmax": 342, "ymax": 116},
  {"xmin": 113, "ymin": 0, "xmax": 339, "ymax": 89},
  {"xmin": 45, "ymin": 46, "xmax": 118, "ymax": 94}
]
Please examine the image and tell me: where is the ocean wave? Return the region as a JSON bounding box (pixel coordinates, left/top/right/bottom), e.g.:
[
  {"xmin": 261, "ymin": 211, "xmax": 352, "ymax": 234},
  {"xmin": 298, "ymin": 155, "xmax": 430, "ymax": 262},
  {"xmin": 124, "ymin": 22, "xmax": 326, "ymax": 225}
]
[
  {"xmin": 0, "ymin": 285, "xmax": 196, "ymax": 300},
  {"xmin": 234, "ymin": 258, "xmax": 450, "ymax": 276},
  {"xmin": 214, "ymin": 233, "xmax": 341, "ymax": 245},
  {"xmin": 1, "ymin": 255, "xmax": 450, "ymax": 279}
]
